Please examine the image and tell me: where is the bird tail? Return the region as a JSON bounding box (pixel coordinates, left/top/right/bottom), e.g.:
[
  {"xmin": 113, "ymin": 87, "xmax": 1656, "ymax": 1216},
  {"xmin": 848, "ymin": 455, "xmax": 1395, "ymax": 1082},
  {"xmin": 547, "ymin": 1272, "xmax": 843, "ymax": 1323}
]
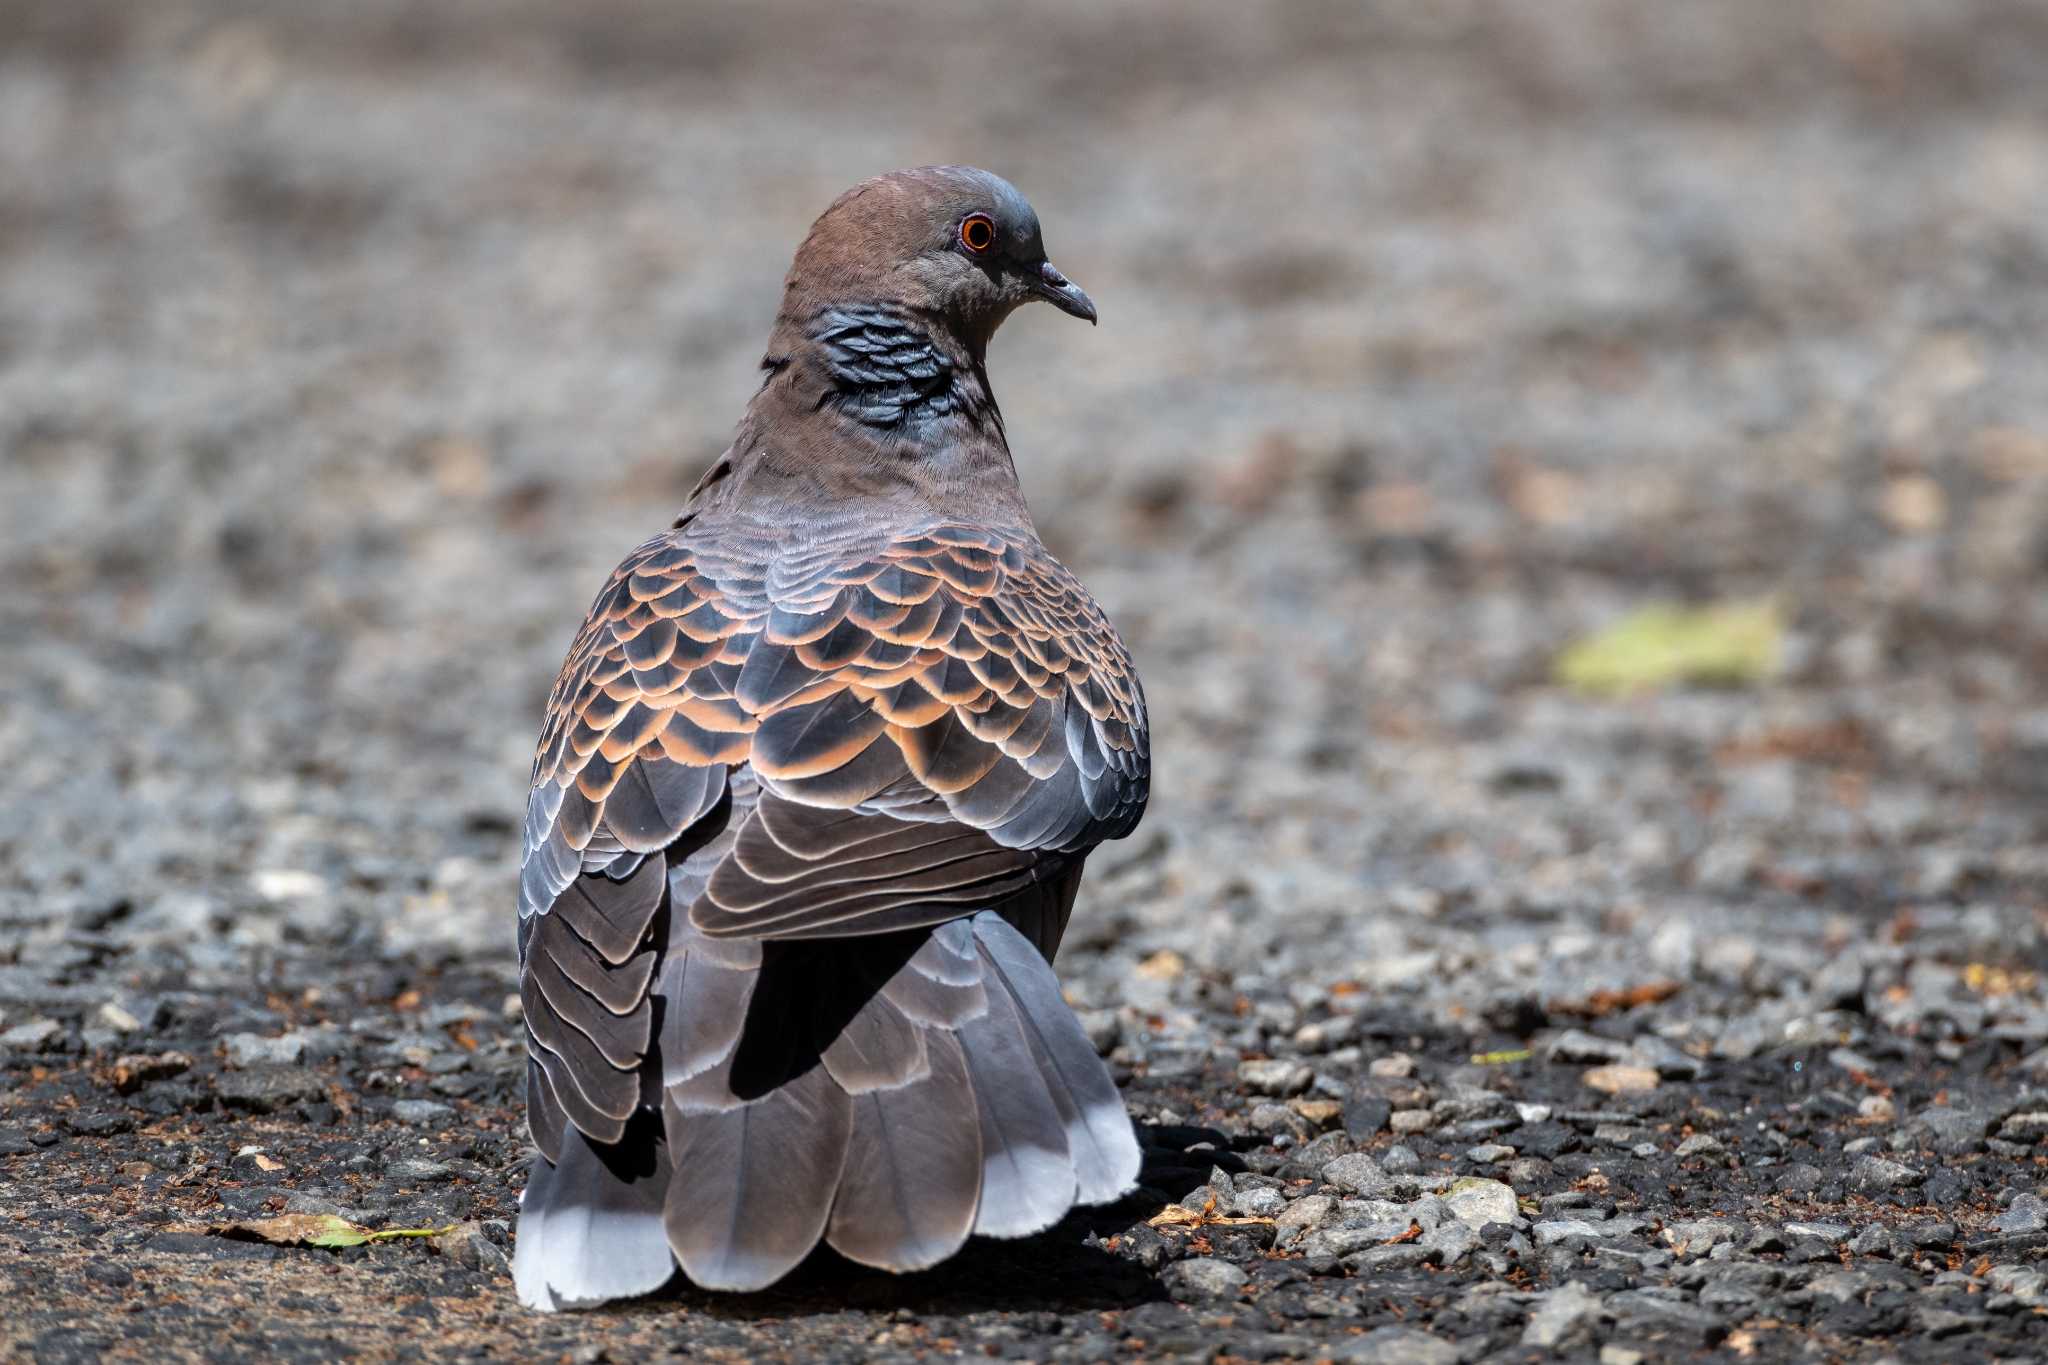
[
  {"xmin": 511, "ymin": 1111, "xmax": 675, "ymax": 1312},
  {"xmin": 660, "ymin": 906, "xmax": 1139, "ymax": 1293},
  {"xmin": 513, "ymin": 906, "xmax": 1138, "ymax": 1308}
]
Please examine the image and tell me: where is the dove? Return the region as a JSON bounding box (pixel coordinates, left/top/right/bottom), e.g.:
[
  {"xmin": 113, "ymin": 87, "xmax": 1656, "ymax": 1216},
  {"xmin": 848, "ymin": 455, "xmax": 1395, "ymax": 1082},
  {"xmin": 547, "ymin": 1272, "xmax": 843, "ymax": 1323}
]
[{"xmin": 511, "ymin": 166, "xmax": 1149, "ymax": 1311}]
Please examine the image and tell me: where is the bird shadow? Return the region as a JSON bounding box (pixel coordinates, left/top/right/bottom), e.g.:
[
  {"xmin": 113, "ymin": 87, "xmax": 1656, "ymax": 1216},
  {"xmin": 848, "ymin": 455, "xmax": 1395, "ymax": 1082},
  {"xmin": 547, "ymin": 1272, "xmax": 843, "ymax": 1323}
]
[{"xmin": 608, "ymin": 1122, "xmax": 1230, "ymax": 1321}]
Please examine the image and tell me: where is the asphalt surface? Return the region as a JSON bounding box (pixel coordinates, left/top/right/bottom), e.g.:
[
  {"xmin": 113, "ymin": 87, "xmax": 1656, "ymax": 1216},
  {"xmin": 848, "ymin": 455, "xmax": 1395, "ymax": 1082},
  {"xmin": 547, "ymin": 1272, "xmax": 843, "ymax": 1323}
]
[{"xmin": 5, "ymin": 2, "xmax": 2048, "ymax": 1361}]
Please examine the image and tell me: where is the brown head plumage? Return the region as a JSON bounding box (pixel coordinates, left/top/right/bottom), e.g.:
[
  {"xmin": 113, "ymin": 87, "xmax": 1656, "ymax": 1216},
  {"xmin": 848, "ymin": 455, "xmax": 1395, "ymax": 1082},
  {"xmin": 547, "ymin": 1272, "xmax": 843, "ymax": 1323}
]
[
  {"xmin": 693, "ymin": 167, "xmax": 1097, "ymax": 517},
  {"xmin": 775, "ymin": 166, "xmax": 1095, "ymax": 352}
]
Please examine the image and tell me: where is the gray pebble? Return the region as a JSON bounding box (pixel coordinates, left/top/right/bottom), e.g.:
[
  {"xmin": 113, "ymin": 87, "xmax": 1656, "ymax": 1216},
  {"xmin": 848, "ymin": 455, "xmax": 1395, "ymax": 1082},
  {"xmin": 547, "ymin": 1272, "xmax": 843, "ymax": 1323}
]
[
  {"xmin": 1321, "ymin": 1152, "xmax": 1389, "ymax": 1195},
  {"xmin": 1328, "ymin": 1326, "xmax": 1459, "ymax": 1365},
  {"xmin": 1850, "ymin": 1155, "xmax": 1923, "ymax": 1192},
  {"xmin": 1521, "ymin": 1281, "xmax": 1602, "ymax": 1349},
  {"xmin": 1162, "ymin": 1257, "xmax": 1247, "ymax": 1302},
  {"xmin": 1994, "ymin": 1194, "xmax": 2048, "ymax": 1235},
  {"xmin": 392, "ymin": 1099, "xmax": 456, "ymax": 1125},
  {"xmin": 1239, "ymin": 1057, "xmax": 1312, "ymax": 1097},
  {"xmin": 222, "ymin": 1032, "xmax": 307, "ymax": 1068}
]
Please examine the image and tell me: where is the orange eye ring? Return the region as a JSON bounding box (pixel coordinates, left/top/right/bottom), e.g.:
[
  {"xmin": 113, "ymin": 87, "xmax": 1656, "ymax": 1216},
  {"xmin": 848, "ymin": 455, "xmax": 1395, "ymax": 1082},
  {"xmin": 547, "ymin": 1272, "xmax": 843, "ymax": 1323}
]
[{"xmin": 959, "ymin": 213, "xmax": 996, "ymax": 255}]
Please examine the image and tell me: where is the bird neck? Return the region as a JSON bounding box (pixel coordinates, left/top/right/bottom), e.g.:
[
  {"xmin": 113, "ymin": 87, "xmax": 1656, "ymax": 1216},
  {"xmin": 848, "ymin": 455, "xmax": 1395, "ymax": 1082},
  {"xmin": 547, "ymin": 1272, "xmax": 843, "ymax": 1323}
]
[
  {"xmin": 773, "ymin": 305, "xmax": 1002, "ymax": 437},
  {"xmin": 690, "ymin": 306, "xmax": 1034, "ymax": 532}
]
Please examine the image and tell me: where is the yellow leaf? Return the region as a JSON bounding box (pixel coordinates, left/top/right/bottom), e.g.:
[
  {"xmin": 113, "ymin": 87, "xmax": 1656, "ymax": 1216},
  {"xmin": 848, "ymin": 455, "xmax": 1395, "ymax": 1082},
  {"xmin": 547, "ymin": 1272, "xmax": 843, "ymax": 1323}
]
[{"xmin": 1556, "ymin": 599, "xmax": 1782, "ymax": 697}]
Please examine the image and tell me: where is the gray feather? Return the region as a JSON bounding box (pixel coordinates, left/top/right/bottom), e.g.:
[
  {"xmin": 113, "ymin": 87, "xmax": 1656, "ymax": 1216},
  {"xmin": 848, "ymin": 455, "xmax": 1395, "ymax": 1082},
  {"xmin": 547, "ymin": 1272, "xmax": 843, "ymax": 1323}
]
[
  {"xmin": 972, "ymin": 913, "xmax": 1139, "ymax": 1204},
  {"xmin": 514, "ymin": 1123, "xmax": 673, "ymax": 1312},
  {"xmin": 663, "ymin": 1064, "xmax": 852, "ymax": 1291},
  {"xmin": 824, "ymin": 1029, "xmax": 982, "ymax": 1271}
]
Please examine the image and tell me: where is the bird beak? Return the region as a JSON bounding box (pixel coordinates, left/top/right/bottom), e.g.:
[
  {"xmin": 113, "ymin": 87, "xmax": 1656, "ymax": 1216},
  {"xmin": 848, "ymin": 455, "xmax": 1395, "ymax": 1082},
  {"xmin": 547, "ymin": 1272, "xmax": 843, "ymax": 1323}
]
[{"xmin": 1033, "ymin": 260, "xmax": 1097, "ymax": 325}]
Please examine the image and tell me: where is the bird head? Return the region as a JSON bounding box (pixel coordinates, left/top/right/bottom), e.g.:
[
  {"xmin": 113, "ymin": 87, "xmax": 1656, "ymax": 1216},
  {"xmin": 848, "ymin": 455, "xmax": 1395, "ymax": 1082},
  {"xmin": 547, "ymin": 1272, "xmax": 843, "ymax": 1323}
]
[{"xmin": 780, "ymin": 166, "xmax": 1096, "ymax": 350}]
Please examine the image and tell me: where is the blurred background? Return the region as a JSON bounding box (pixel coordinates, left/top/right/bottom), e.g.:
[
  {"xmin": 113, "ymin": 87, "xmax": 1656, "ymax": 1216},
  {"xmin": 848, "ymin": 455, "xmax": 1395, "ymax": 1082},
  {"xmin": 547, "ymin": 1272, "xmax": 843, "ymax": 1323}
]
[{"xmin": 4, "ymin": 0, "xmax": 2047, "ymax": 1014}]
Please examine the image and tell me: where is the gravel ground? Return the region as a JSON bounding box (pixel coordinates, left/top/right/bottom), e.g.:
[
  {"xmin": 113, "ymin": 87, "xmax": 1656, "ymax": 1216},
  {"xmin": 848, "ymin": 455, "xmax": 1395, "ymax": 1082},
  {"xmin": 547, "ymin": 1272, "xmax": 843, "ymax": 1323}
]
[{"xmin": 6, "ymin": 2, "xmax": 2048, "ymax": 1360}]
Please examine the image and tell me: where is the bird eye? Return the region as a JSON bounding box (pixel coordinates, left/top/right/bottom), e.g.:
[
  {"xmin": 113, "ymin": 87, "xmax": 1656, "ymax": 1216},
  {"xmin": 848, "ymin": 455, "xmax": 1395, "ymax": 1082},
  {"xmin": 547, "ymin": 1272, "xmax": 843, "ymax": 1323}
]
[{"xmin": 959, "ymin": 213, "xmax": 996, "ymax": 255}]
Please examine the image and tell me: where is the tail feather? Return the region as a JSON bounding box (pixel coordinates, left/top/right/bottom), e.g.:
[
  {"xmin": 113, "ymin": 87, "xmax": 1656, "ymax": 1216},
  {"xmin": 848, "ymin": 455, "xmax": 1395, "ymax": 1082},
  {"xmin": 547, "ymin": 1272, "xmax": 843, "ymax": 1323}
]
[
  {"xmin": 513, "ymin": 1119, "xmax": 673, "ymax": 1312},
  {"xmin": 957, "ymin": 954, "xmax": 1081, "ymax": 1237},
  {"xmin": 824, "ymin": 1030, "xmax": 983, "ymax": 1270},
  {"xmin": 517, "ymin": 907, "xmax": 1137, "ymax": 1308},
  {"xmin": 973, "ymin": 914, "xmax": 1142, "ymax": 1205},
  {"xmin": 663, "ymin": 1063, "xmax": 852, "ymax": 1291}
]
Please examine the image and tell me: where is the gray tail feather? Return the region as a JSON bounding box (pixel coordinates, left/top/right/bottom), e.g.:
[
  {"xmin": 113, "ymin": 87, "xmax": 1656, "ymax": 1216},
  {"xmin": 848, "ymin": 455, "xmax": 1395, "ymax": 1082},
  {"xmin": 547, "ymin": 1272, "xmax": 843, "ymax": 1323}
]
[
  {"xmin": 513, "ymin": 1118, "xmax": 675, "ymax": 1312},
  {"xmin": 967, "ymin": 912, "xmax": 1141, "ymax": 1228},
  {"xmin": 519, "ymin": 906, "xmax": 1138, "ymax": 1307}
]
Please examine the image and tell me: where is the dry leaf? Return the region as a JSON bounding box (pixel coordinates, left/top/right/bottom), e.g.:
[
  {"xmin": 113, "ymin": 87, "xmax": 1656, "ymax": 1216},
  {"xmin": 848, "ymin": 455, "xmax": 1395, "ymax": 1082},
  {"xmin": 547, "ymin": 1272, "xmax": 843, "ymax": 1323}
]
[
  {"xmin": 1145, "ymin": 1205, "xmax": 1275, "ymax": 1231},
  {"xmin": 205, "ymin": 1213, "xmax": 455, "ymax": 1250}
]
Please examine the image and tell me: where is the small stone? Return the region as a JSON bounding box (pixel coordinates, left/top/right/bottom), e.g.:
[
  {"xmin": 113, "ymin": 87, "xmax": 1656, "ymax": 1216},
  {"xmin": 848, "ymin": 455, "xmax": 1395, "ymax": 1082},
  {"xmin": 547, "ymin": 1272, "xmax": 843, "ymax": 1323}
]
[
  {"xmin": 1368, "ymin": 1053, "xmax": 1416, "ymax": 1078},
  {"xmin": 1444, "ymin": 1177, "xmax": 1518, "ymax": 1228},
  {"xmin": 1467, "ymin": 1143, "xmax": 1515, "ymax": 1164},
  {"xmin": 1994, "ymin": 1194, "xmax": 2048, "ymax": 1235},
  {"xmin": 1912, "ymin": 1106, "xmax": 1989, "ymax": 1154},
  {"xmin": 84, "ymin": 1260, "xmax": 133, "ymax": 1289},
  {"xmin": 0, "ymin": 1019, "xmax": 62, "ymax": 1052},
  {"xmin": 1848, "ymin": 1225, "xmax": 1895, "ymax": 1257},
  {"xmin": 1674, "ymin": 1134, "xmax": 1725, "ymax": 1160},
  {"xmin": 1342, "ymin": 1091, "xmax": 1392, "ymax": 1139},
  {"xmin": 1301, "ymin": 1223, "xmax": 1411, "ymax": 1260},
  {"xmin": 1744, "ymin": 1226, "xmax": 1787, "ymax": 1254},
  {"xmin": 94, "ymin": 1003, "xmax": 142, "ymax": 1034},
  {"xmin": 1627, "ymin": 1035, "xmax": 1704, "ymax": 1080},
  {"xmin": 1382, "ymin": 1144, "xmax": 1423, "ymax": 1175},
  {"xmin": 1275, "ymin": 1195, "xmax": 1337, "ymax": 1245},
  {"xmin": 1239, "ymin": 1058, "xmax": 1312, "ymax": 1097},
  {"xmin": 1249, "ymin": 1102, "xmax": 1310, "ymax": 1139},
  {"xmin": 1330, "ymin": 1327, "xmax": 1458, "ymax": 1365},
  {"xmin": 111, "ymin": 1051, "xmax": 192, "ymax": 1095},
  {"xmin": 283, "ymin": 1194, "xmax": 350, "ymax": 1217},
  {"xmin": 1850, "ymin": 1155, "xmax": 1922, "ymax": 1192},
  {"xmin": 1291, "ymin": 1098, "xmax": 1343, "ymax": 1128},
  {"xmin": 1775, "ymin": 1162, "xmax": 1824, "ymax": 1195},
  {"xmin": 1294, "ymin": 1015, "xmax": 1359, "ymax": 1052},
  {"xmin": 1913, "ymin": 1307, "xmax": 1981, "ymax": 1338},
  {"xmin": 1342, "ymin": 1243, "xmax": 1433, "ymax": 1273},
  {"xmin": 1663, "ymin": 1219, "xmax": 1741, "ymax": 1256},
  {"xmin": 1906, "ymin": 1221, "xmax": 1958, "ymax": 1249},
  {"xmin": 1516, "ymin": 1103, "xmax": 1553, "ymax": 1124},
  {"xmin": 1162, "ymin": 1257, "xmax": 1247, "ymax": 1303},
  {"xmin": 1784, "ymin": 1221, "xmax": 1851, "ymax": 1244},
  {"xmin": 214, "ymin": 1067, "xmax": 325, "ymax": 1114},
  {"xmin": 223, "ymin": 1032, "xmax": 307, "ymax": 1068},
  {"xmin": 1321, "ymin": 1153, "xmax": 1389, "ymax": 1195},
  {"xmin": 428, "ymin": 1222, "xmax": 510, "ymax": 1274},
  {"xmin": 1808, "ymin": 952, "xmax": 1867, "ymax": 1011},
  {"xmin": 1601, "ymin": 1349, "xmax": 1646, "ymax": 1365},
  {"xmin": 1390, "ymin": 1108, "xmax": 1434, "ymax": 1135},
  {"xmin": 1522, "ymin": 1281, "xmax": 1602, "ymax": 1349},
  {"xmin": 1533, "ymin": 1218, "xmax": 1606, "ymax": 1248},
  {"xmin": 392, "ymin": 1099, "xmax": 455, "ymax": 1125},
  {"xmin": 252, "ymin": 868, "xmax": 327, "ymax": 901},
  {"xmin": 1545, "ymin": 1030, "xmax": 1630, "ymax": 1064},
  {"xmin": 1985, "ymin": 1265, "xmax": 2048, "ymax": 1303},
  {"xmin": 1582, "ymin": 1065, "xmax": 1659, "ymax": 1095},
  {"xmin": 1607, "ymin": 1288, "xmax": 1726, "ymax": 1343},
  {"xmin": 1230, "ymin": 1185, "xmax": 1288, "ymax": 1219},
  {"xmin": 1858, "ymin": 1095, "xmax": 1895, "ymax": 1123},
  {"xmin": 2000, "ymin": 1112, "xmax": 2048, "ymax": 1142},
  {"xmin": 1421, "ymin": 1218, "xmax": 1478, "ymax": 1267}
]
